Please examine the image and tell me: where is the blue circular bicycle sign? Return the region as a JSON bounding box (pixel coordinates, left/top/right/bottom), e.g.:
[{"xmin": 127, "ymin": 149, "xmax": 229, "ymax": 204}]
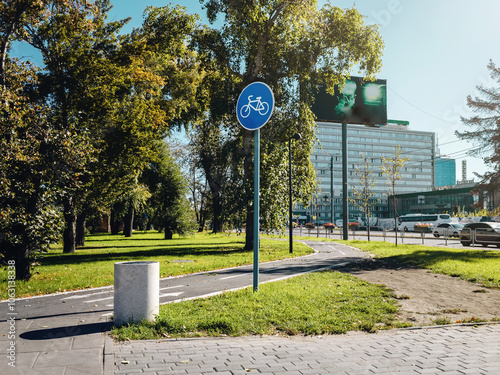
[{"xmin": 236, "ymin": 82, "xmax": 274, "ymax": 131}]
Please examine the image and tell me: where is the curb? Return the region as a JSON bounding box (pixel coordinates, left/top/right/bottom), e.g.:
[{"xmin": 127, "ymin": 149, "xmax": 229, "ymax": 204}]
[{"xmin": 103, "ymin": 333, "xmax": 115, "ymax": 375}]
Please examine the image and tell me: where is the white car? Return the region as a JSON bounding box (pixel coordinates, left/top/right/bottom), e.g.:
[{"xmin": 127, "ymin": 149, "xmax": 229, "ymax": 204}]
[{"xmin": 433, "ymin": 223, "xmax": 463, "ymax": 237}]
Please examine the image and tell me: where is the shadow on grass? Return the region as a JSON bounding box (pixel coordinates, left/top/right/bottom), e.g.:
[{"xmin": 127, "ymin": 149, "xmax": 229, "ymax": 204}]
[
  {"xmin": 80, "ymin": 242, "xmax": 241, "ymax": 251},
  {"xmin": 42, "ymin": 243, "xmax": 250, "ymax": 266},
  {"xmin": 384, "ymin": 249, "xmax": 500, "ymax": 268},
  {"xmin": 337, "ymin": 248, "xmax": 500, "ymax": 282}
]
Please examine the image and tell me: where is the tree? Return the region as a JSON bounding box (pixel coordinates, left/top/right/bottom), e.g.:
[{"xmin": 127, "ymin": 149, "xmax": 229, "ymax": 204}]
[
  {"xmin": 189, "ymin": 119, "xmax": 233, "ymax": 233},
  {"xmin": 22, "ymin": 0, "xmax": 130, "ymax": 252},
  {"xmin": 196, "ymin": 1, "xmax": 384, "ymax": 249},
  {"xmin": 178, "ymin": 140, "xmax": 212, "ymax": 232},
  {"xmin": 381, "ymin": 145, "xmax": 408, "ymax": 246},
  {"xmin": 146, "ymin": 144, "xmax": 196, "ymax": 239},
  {"xmin": 0, "ymin": 58, "xmax": 63, "ymax": 280},
  {"xmin": 0, "ymin": 0, "xmax": 48, "ymax": 90},
  {"xmin": 350, "ymin": 154, "xmax": 379, "ymax": 241},
  {"xmin": 100, "ymin": 4, "xmax": 204, "ymax": 237},
  {"xmin": 456, "ymin": 60, "xmax": 500, "ymax": 205}
]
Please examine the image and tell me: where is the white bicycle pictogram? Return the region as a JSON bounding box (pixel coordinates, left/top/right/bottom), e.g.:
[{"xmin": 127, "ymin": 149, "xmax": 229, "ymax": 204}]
[{"xmin": 240, "ymin": 95, "xmax": 270, "ymax": 118}]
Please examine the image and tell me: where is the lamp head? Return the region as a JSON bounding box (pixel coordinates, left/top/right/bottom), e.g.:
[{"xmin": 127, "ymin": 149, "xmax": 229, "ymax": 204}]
[{"xmin": 291, "ymin": 133, "xmax": 301, "ymax": 140}]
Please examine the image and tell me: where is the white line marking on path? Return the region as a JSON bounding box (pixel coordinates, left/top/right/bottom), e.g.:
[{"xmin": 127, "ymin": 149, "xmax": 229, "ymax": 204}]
[
  {"xmin": 61, "ymin": 290, "xmax": 112, "ymax": 300},
  {"xmin": 219, "ymin": 274, "xmax": 248, "ymax": 280},
  {"xmin": 83, "ymin": 296, "xmax": 114, "ymax": 303},
  {"xmin": 159, "ymin": 285, "xmax": 184, "ymax": 291},
  {"xmin": 329, "ymin": 245, "xmax": 346, "ymax": 255},
  {"xmin": 159, "ymin": 292, "xmax": 184, "ymax": 298}
]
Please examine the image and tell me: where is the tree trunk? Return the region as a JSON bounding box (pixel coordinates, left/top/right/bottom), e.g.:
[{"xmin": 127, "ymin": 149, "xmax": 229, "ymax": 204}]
[
  {"xmin": 198, "ymin": 207, "xmax": 206, "ymax": 232},
  {"xmin": 110, "ymin": 204, "xmax": 121, "ymax": 235},
  {"xmin": 244, "ymin": 209, "xmax": 254, "ymax": 251},
  {"xmin": 164, "ymin": 227, "xmax": 173, "ymax": 240},
  {"xmin": 63, "ymin": 196, "xmax": 76, "ymax": 253},
  {"xmin": 123, "ymin": 204, "xmax": 134, "ymax": 237},
  {"xmin": 76, "ymin": 213, "xmax": 86, "ymax": 247},
  {"xmin": 15, "ymin": 244, "xmax": 31, "ymax": 281},
  {"xmin": 242, "ymin": 131, "xmax": 254, "ymax": 251},
  {"xmin": 366, "ymin": 210, "xmax": 371, "ymax": 241},
  {"xmin": 393, "ymin": 193, "xmax": 398, "ymax": 247},
  {"xmin": 211, "ymin": 189, "xmax": 223, "ymax": 233}
]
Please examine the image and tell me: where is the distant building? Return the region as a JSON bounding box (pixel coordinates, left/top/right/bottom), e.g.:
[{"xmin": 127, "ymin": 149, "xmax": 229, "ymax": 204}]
[
  {"xmin": 294, "ymin": 120, "xmax": 435, "ymax": 225},
  {"xmin": 392, "ymin": 182, "xmax": 477, "ymax": 216},
  {"xmin": 435, "ymin": 156, "xmax": 456, "ymax": 187},
  {"xmin": 392, "ymin": 180, "xmax": 500, "ymax": 217}
]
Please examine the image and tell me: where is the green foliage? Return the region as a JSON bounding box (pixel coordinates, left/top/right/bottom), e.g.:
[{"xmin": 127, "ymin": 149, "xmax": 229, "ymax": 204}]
[
  {"xmin": 146, "ymin": 144, "xmax": 197, "ymax": 239},
  {"xmin": 112, "ymin": 270, "xmax": 401, "ymax": 339},
  {"xmin": 101, "ymin": 4, "xmax": 205, "ymax": 236},
  {"xmin": 191, "ymin": 1, "xmax": 384, "ymax": 243},
  {"xmin": 0, "ymin": 57, "xmax": 63, "ymax": 279},
  {"xmin": 1, "ymin": 1, "xmax": 205, "ymax": 274}
]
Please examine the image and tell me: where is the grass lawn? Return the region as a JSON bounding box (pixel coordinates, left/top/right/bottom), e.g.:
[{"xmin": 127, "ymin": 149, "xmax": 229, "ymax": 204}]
[
  {"xmin": 340, "ymin": 240, "xmax": 500, "ymax": 289},
  {"xmin": 269, "ymin": 234, "xmax": 500, "ymax": 289},
  {"xmin": 112, "ymin": 270, "xmax": 406, "ymax": 340},
  {"xmin": 0, "ymin": 231, "xmax": 313, "ymax": 300}
]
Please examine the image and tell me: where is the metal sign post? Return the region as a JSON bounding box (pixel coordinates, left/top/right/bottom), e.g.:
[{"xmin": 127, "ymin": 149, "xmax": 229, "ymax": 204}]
[
  {"xmin": 237, "ymin": 82, "xmax": 274, "ymax": 292},
  {"xmin": 253, "ymin": 129, "xmax": 260, "ymax": 292},
  {"xmin": 342, "ymin": 122, "xmax": 349, "ymax": 240}
]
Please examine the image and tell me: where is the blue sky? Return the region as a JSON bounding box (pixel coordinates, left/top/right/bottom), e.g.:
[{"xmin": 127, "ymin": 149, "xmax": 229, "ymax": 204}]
[{"xmin": 14, "ymin": 0, "xmax": 500, "ymax": 179}]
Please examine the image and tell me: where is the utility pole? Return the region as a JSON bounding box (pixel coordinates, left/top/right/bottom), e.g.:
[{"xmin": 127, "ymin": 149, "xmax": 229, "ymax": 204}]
[{"xmin": 330, "ymin": 155, "xmax": 334, "ymax": 225}]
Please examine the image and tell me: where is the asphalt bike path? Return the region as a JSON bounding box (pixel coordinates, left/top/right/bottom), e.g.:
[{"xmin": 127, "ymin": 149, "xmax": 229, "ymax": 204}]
[{"xmin": 2, "ymin": 241, "xmax": 500, "ymax": 374}]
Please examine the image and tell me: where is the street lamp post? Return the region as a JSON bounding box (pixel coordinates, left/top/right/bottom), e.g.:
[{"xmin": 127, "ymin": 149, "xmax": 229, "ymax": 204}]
[
  {"xmin": 329, "ymin": 154, "xmax": 335, "ymax": 225},
  {"xmin": 322, "ymin": 152, "xmax": 338, "ymax": 227},
  {"xmin": 289, "ymin": 133, "xmax": 301, "ymax": 254}
]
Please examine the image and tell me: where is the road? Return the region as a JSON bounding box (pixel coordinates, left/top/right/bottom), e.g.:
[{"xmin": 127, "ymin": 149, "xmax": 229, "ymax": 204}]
[{"xmin": 288, "ymin": 228, "xmax": 471, "ymax": 248}]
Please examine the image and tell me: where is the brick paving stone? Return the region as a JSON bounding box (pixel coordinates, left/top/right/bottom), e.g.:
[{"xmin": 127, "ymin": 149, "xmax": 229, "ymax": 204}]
[
  {"xmin": 115, "ymin": 368, "xmax": 145, "ymax": 374},
  {"xmin": 112, "ymin": 324, "xmax": 500, "ymax": 374}
]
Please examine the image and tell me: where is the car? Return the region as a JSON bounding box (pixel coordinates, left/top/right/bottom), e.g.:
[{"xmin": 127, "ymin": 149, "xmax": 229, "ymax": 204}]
[
  {"xmin": 459, "ymin": 222, "xmax": 500, "ymax": 247},
  {"xmin": 432, "ymin": 223, "xmax": 463, "ymax": 238}
]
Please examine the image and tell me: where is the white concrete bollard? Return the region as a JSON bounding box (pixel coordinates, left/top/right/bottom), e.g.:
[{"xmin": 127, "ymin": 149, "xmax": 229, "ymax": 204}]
[{"xmin": 114, "ymin": 261, "xmax": 159, "ymax": 327}]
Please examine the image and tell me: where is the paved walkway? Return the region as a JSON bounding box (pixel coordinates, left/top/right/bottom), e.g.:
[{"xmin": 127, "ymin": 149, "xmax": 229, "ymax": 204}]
[
  {"xmin": 2, "ymin": 241, "xmax": 500, "ymax": 374},
  {"xmin": 114, "ymin": 324, "xmax": 500, "ymax": 375}
]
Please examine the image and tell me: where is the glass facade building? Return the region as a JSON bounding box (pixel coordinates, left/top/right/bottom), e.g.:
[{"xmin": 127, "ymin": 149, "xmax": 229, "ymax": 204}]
[
  {"xmin": 392, "ymin": 183, "xmax": 477, "ymax": 216},
  {"xmin": 294, "ymin": 120, "xmax": 435, "ymax": 225},
  {"xmin": 435, "ymin": 156, "xmax": 456, "ymax": 187}
]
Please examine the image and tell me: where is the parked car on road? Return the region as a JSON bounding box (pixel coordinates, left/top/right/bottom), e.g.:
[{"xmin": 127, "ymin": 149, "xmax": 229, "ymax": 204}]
[
  {"xmin": 433, "ymin": 223, "xmax": 463, "ymax": 238},
  {"xmin": 459, "ymin": 222, "xmax": 500, "ymax": 247}
]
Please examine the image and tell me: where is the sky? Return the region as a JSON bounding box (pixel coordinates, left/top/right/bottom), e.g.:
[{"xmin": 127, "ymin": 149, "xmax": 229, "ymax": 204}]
[{"xmin": 13, "ymin": 0, "xmax": 500, "ymax": 181}]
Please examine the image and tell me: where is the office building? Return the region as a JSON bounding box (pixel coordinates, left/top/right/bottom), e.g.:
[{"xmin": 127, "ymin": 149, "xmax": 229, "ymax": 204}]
[
  {"xmin": 294, "ymin": 120, "xmax": 435, "ymax": 225},
  {"xmin": 435, "ymin": 156, "xmax": 456, "ymax": 187}
]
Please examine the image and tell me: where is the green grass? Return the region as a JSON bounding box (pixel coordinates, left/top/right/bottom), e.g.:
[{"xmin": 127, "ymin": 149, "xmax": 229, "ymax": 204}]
[
  {"xmin": 112, "ymin": 270, "xmax": 407, "ymax": 340},
  {"xmin": 0, "ymin": 231, "xmax": 313, "ymax": 300},
  {"xmin": 340, "ymin": 240, "xmax": 500, "ymax": 288}
]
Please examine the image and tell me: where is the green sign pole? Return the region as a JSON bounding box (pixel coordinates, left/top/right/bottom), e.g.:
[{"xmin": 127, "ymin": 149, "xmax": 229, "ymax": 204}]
[
  {"xmin": 236, "ymin": 82, "xmax": 274, "ymax": 293},
  {"xmin": 342, "ymin": 121, "xmax": 349, "ymax": 240},
  {"xmin": 253, "ymin": 129, "xmax": 260, "ymax": 292}
]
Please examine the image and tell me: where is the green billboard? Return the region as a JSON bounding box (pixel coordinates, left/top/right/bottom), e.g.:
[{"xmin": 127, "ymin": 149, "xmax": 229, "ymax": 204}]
[{"xmin": 311, "ymin": 77, "xmax": 387, "ymax": 126}]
